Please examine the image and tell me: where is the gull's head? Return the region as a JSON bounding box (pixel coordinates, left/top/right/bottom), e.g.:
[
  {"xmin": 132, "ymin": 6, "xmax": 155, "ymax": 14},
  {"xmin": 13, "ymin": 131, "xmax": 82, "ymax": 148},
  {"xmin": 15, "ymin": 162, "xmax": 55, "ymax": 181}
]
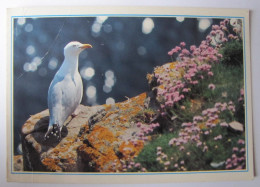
[{"xmin": 64, "ymin": 41, "xmax": 92, "ymax": 57}]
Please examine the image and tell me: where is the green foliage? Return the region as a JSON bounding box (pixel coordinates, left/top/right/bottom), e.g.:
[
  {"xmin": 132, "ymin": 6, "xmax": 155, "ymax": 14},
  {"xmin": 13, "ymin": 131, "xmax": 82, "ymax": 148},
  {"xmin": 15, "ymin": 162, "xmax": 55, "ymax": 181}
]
[
  {"xmin": 134, "ymin": 133, "xmax": 177, "ymax": 172},
  {"xmin": 220, "ymin": 40, "xmax": 243, "ymax": 66}
]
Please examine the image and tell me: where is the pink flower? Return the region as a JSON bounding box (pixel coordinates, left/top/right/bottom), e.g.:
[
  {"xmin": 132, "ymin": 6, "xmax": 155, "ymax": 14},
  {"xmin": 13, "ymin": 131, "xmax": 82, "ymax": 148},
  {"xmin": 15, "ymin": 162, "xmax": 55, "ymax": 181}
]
[
  {"xmin": 233, "ymin": 147, "xmax": 239, "ymax": 152},
  {"xmin": 152, "ymin": 123, "xmax": 160, "ymax": 128},
  {"xmin": 164, "ymin": 161, "xmax": 171, "ymax": 166},
  {"xmin": 238, "ymin": 156, "xmax": 245, "ymax": 162},
  {"xmin": 136, "ymin": 122, "xmax": 142, "ymax": 128},
  {"xmin": 193, "ymin": 116, "xmax": 203, "ymax": 121},
  {"xmin": 202, "ymin": 110, "xmax": 208, "ymax": 116},
  {"xmin": 197, "ymin": 141, "xmax": 202, "ymax": 147},
  {"xmin": 208, "ymin": 71, "xmax": 214, "ymax": 76},
  {"xmin": 141, "ymin": 168, "xmax": 147, "ymax": 172},
  {"xmin": 240, "ymin": 148, "xmax": 246, "ymax": 153},
  {"xmin": 182, "ymin": 122, "xmax": 192, "ymax": 127},
  {"xmin": 228, "ymin": 34, "xmax": 235, "ymax": 39},
  {"xmin": 180, "ymin": 42, "xmax": 186, "ymax": 47},
  {"xmin": 182, "ymin": 88, "xmax": 189, "ymax": 93},
  {"xmin": 226, "ymin": 164, "xmax": 232, "ymax": 169},
  {"xmin": 220, "ymin": 122, "xmax": 228, "ymax": 127},
  {"xmin": 181, "ymin": 49, "xmax": 190, "ymax": 55},
  {"xmin": 135, "ymin": 163, "xmax": 141, "ymax": 168},
  {"xmin": 222, "ymin": 38, "xmax": 228, "ymax": 43},
  {"xmin": 240, "ymin": 88, "xmax": 244, "ymax": 96},
  {"xmin": 210, "ymin": 30, "xmax": 216, "ymax": 36},
  {"xmin": 212, "ymin": 25, "xmax": 220, "ymax": 30},
  {"xmin": 208, "ymin": 83, "xmax": 216, "ymax": 90},
  {"xmin": 217, "ymin": 53, "xmax": 223, "ymax": 58},
  {"xmin": 179, "ymin": 146, "xmax": 185, "ymax": 151},
  {"xmin": 175, "ymin": 46, "xmax": 181, "ymax": 51},
  {"xmin": 224, "ymin": 19, "xmax": 229, "ymax": 25},
  {"xmin": 168, "ymin": 50, "xmax": 174, "ymax": 56},
  {"xmin": 214, "ymin": 135, "xmax": 223, "ymax": 140},
  {"xmin": 190, "ymin": 45, "xmax": 196, "ymax": 51},
  {"xmin": 235, "ymin": 166, "xmax": 243, "ymax": 170},
  {"xmin": 203, "ymin": 146, "xmax": 208, "ymax": 152},
  {"xmin": 157, "ymin": 147, "xmax": 162, "ymax": 152},
  {"xmin": 206, "ymin": 35, "xmax": 212, "ymax": 41},
  {"xmin": 226, "ymin": 158, "xmax": 231, "ymax": 164},
  {"xmin": 220, "ymin": 25, "xmax": 227, "ymax": 31}
]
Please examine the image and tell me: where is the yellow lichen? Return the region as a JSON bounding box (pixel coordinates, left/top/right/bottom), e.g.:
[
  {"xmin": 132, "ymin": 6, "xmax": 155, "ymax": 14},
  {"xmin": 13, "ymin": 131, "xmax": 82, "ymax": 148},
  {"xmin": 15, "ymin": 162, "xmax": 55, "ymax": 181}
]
[
  {"xmin": 119, "ymin": 141, "xmax": 144, "ymax": 159},
  {"xmin": 42, "ymin": 158, "xmax": 61, "ymax": 171}
]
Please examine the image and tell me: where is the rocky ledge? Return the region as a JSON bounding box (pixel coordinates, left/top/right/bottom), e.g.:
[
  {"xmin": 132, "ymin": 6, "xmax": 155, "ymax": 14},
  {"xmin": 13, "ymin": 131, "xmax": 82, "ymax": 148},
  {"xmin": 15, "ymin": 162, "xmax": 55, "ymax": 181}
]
[{"xmin": 20, "ymin": 92, "xmax": 151, "ymax": 172}]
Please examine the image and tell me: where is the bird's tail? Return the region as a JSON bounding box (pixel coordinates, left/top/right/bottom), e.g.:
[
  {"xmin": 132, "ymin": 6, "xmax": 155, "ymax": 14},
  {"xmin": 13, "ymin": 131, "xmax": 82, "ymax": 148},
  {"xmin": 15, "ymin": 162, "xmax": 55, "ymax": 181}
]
[{"xmin": 44, "ymin": 124, "xmax": 62, "ymax": 141}]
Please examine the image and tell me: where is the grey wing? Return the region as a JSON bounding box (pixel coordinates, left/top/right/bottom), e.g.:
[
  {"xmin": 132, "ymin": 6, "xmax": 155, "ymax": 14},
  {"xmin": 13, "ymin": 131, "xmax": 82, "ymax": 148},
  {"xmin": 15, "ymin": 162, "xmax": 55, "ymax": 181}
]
[
  {"xmin": 75, "ymin": 73, "xmax": 83, "ymax": 106},
  {"xmin": 48, "ymin": 75, "xmax": 67, "ymax": 126}
]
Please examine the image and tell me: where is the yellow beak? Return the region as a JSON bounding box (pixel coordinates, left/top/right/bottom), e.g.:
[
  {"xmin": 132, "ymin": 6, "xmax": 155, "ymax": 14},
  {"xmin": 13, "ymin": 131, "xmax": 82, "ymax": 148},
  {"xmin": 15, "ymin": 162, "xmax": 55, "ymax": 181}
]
[{"xmin": 80, "ymin": 44, "xmax": 92, "ymax": 49}]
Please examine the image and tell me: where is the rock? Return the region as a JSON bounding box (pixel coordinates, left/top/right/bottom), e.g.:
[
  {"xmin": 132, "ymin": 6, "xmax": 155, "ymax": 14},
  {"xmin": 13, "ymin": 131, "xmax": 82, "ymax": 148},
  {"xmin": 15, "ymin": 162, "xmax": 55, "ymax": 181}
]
[
  {"xmin": 210, "ymin": 161, "xmax": 225, "ymax": 168},
  {"xmin": 229, "ymin": 121, "xmax": 244, "ymax": 132},
  {"xmin": 13, "ymin": 155, "xmax": 23, "ymax": 171},
  {"xmin": 21, "ymin": 93, "xmax": 149, "ymax": 172}
]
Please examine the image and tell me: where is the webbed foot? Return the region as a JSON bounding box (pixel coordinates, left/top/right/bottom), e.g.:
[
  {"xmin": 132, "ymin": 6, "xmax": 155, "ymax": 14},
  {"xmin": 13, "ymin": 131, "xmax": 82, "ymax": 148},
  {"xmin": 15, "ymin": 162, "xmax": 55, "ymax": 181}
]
[{"xmin": 44, "ymin": 124, "xmax": 62, "ymax": 141}]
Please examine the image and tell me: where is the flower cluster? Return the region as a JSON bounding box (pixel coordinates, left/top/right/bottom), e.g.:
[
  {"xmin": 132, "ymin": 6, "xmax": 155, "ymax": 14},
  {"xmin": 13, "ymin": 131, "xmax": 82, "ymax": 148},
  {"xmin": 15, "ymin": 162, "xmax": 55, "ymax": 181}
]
[
  {"xmin": 135, "ymin": 122, "xmax": 160, "ymax": 141},
  {"xmin": 162, "ymin": 99, "xmax": 239, "ymax": 170},
  {"xmin": 156, "ymin": 147, "xmax": 187, "ymax": 171},
  {"xmin": 121, "ymin": 159, "xmax": 146, "ymax": 172},
  {"xmin": 225, "ymin": 139, "xmax": 246, "ymax": 170}
]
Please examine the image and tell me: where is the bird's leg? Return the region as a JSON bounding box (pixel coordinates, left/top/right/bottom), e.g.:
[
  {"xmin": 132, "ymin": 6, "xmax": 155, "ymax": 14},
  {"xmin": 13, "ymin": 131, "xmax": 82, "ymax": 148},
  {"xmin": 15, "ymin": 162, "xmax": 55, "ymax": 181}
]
[
  {"xmin": 72, "ymin": 107, "xmax": 81, "ymax": 118},
  {"xmin": 44, "ymin": 124, "xmax": 61, "ymax": 141}
]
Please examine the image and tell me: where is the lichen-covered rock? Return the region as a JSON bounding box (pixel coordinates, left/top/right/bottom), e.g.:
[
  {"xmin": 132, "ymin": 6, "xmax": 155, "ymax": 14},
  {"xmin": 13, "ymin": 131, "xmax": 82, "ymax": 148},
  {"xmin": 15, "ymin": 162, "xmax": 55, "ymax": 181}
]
[
  {"xmin": 20, "ymin": 93, "xmax": 149, "ymax": 172},
  {"xmin": 13, "ymin": 155, "xmax": 23, "ymax": 171}
]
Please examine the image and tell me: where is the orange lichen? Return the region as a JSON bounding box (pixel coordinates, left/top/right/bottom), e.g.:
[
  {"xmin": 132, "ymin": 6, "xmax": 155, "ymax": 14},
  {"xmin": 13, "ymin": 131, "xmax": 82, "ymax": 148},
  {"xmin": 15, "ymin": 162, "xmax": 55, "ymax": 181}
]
[
  {"xmin": 42, "ymin": 158, "xmax": 61, "ymax": 171},
  {"xmin": 88, "ymin": 126, "xmax": 117, "ymax": 147},
  {"xmin": 104, "ymin": 104, "xmax": 112, "ymax": 111},
  {"xmin": 77, "ymin": 93, "xmax": 148, "ymax": 172},
  {"xmin": 119, "ymin": 141, "xmax": 144, "ymax": 159},
  {"xmin": 78, "ymin": 144, "xmax": 120, "ymax": 172}
]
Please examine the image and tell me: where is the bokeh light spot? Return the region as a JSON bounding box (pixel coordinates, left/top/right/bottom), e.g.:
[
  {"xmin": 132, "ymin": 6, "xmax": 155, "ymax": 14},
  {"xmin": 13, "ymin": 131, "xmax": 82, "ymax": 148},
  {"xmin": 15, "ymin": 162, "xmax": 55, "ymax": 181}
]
[
  {"xmin": 176, "ymin": 17, "xmax": 185, "ymax": 22},
  {"xmin": 26, "ymin": 45, "xmax": 35, "ymax": 56},
  {"xmin": 103, "ymin": 85, "xmax": 112, "ymax": 93},
  {"xmin": 48, "ymin": 57, "xmax": 58, "ymax": 70},
  {"xmin": 106, "ymin": 97, "xmax": 115, "ymax": 105},
  {"xmin": 25, "ymin": 23, "xmax": 33, "ymax": 32},
  {"xmin": 142, "ymin": 18, "xmax": 154, "ymax": 34},
  {"xmin": 17, "ymin": 18, "xmax": 26, "ymax": 26},
  {"xmin": 105, "ymin": 70, "xmax": 114, "ymax": 78},
  {"xmin": 86, "ymin": 86, "xmax": 97, "ymax": 98},
  {"xmin": 198, "ymin": 18, "xmax": 212, "ymax": 32},
  {"xmin": 104, "ymin": 24, "xmax": 112, "ymax": 33},
  {"xmin": 80, "ymin": 67, "xmax": 95, "ymax": 80},
  {"xmin": 137, "ymin": 46, "xmax": 147, "ymax": 56}
]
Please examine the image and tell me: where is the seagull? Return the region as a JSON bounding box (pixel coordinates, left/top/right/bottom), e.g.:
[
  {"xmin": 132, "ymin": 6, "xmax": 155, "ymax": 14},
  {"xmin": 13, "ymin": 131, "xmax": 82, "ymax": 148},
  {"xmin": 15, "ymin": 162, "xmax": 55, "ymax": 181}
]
[{"xmin": 45, "ymin": 41, "xmax": 92, "ymax": 141}]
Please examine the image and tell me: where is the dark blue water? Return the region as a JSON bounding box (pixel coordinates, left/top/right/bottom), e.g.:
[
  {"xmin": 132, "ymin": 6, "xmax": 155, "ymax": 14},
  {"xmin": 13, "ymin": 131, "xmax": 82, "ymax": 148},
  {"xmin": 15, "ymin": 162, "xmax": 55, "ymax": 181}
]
[{"xmin": 12, "ymin": 16, "xmax": 218, "ymax": 154}]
